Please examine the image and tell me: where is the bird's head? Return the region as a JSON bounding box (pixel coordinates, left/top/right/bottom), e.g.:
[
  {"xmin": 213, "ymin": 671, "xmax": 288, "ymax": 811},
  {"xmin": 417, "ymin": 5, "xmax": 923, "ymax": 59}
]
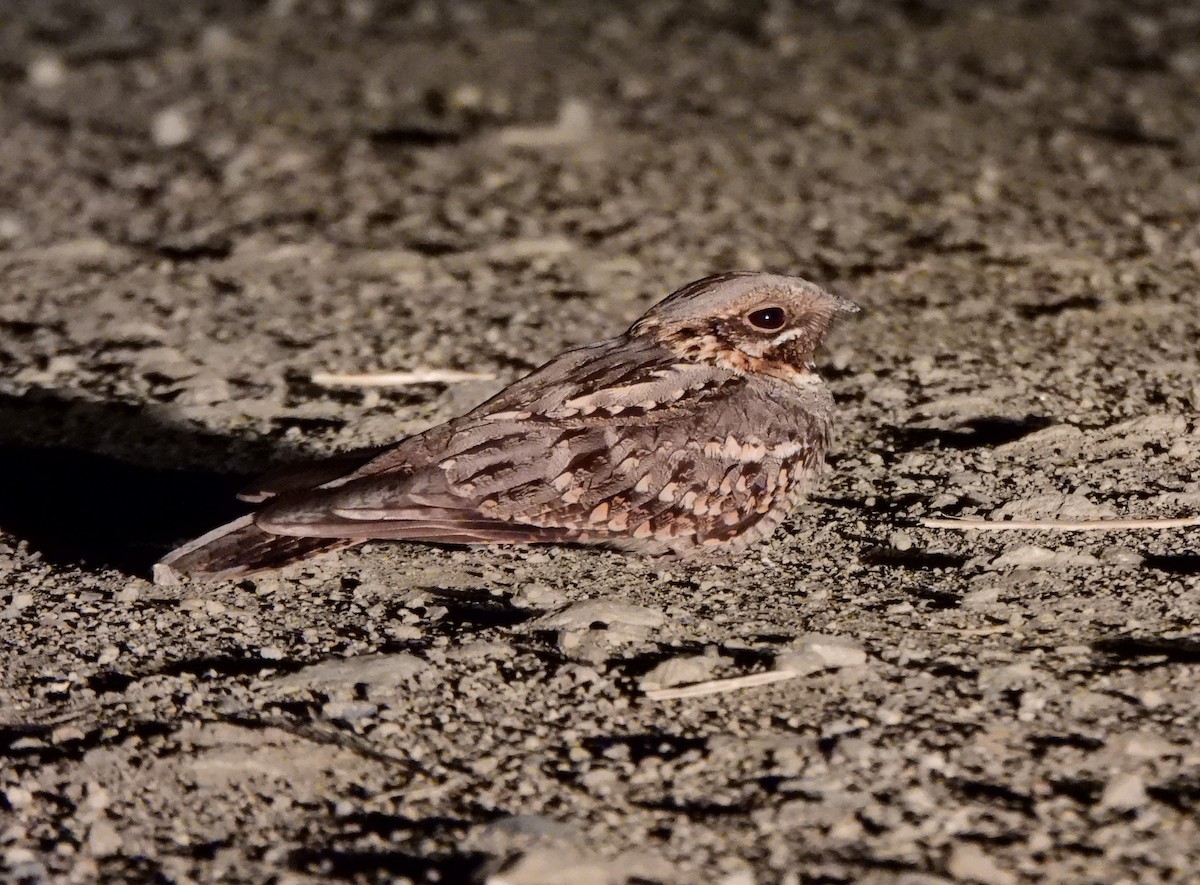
[{"xmin": 630, "ymin": 272, "xmax": 859, "ymax": 381}]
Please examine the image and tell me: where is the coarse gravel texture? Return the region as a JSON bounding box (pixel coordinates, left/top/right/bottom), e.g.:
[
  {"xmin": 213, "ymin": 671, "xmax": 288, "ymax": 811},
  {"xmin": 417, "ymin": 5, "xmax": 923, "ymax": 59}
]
[{"xmin": 2, "ymin": 1, "xmax": 1200, "ymax": 883}]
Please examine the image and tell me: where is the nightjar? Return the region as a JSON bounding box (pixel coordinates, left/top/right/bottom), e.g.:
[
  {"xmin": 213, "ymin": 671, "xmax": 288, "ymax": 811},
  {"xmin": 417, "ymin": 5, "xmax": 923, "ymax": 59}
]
[{"xmin": 157, "ymin": 272, "xmax": 858, "ymax": 581}]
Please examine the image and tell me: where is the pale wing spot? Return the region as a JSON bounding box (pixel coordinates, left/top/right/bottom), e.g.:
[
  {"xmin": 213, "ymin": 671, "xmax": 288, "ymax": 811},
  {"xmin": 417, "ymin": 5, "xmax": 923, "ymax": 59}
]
[
  {"xmin": 735, "ymin": 474, "xmax": 748, "ymax": 493},
  {"xmin": 552, "ymin": 471, "xmax": 575, "ymax": 491},
  {"xmin": 633, "ymin": 520, "xmax": 654, "ymax": 539},
  {"xmin": 332, "ymin": 507, "xmax": 394, "ymax": 520},
  {"xmin": 638, "ymin": 400, "xmax": 658, "ymax": 410},
  {"xmin": 618, "ymin": 455, "xmax": 641, "ymax": 475},
  {"xmin": 719, "ymin": 474, "xmax": 734, "ymax": 495},
  {"xmin": 607, "ymin": 512, "xmax": 630, "ymax": 532},
  {"xmin": 789, "ymin": 373, "xmax": 823, "ymax": 387},
  {"xmin": 485, "ymin": 410, "xmax": 532, "ymax": 421},
  {"xmin": 769, "ymin": 440, "xmax": 804, "ymax": 459},
  {"xmin": 680, "ymin": 490, "xmax": 698, "ymax": 509},
  {"xmin": 703, "ymin": 441, "xmax": 723, "ymax": 458},
  {"xmin": 634, "ymin": 474, "xmax": 653, "ymax": 494},
  {"xmin": 440, "ymin": 457, "xmax": 457, "ymax": 469},
  {"xmin": 692, "ymin": 494, "xmax": 711, "ymax": 516},
  {"xmin": 563, "ymin": 487, "xmax": 584, "ymax": 505},
  {"xmin": 606, "ymin": 404, "xmax": 626, "ymax": 415},
  {"xmin": 658, "ymin": 482, "xmax": 678, "ymax": 503},
  {"xmin": 589, "ymin": 502, "xmax": 610, "ymax": 524},
  {"xmin": 742, "ymin": 441, "xmax": 767, "ymax": 461},
  {"xmin": 722, "ymin": 510, "xmax": 740, "ymax": 525}
]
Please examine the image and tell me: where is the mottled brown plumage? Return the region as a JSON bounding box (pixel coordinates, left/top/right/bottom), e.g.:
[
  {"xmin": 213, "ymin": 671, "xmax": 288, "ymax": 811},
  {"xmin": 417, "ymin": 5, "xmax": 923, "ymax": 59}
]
[{"xmin": 156, "ymin": 272, "xmax": 857, "ymax": 581}]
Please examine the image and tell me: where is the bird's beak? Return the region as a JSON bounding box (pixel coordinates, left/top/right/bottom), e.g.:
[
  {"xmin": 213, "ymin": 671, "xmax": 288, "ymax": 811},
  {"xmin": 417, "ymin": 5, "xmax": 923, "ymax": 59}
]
[{"xmin": 828, "ymin": 292, "xmax": 861, "ymax": 314}]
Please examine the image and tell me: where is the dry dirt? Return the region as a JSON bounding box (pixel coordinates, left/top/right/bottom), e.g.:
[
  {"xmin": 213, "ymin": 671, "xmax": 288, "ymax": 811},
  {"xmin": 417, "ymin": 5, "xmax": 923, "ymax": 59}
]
[{"xmin": 2, "ymin": 1, "xmax": 1200, "ymax": 883}]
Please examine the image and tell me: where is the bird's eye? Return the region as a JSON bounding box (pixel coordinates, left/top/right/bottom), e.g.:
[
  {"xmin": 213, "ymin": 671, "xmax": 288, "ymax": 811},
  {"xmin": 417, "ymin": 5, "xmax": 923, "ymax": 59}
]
[{"xmin": 746, "ymin": 306, "xmax": 787, "ymax": 331}]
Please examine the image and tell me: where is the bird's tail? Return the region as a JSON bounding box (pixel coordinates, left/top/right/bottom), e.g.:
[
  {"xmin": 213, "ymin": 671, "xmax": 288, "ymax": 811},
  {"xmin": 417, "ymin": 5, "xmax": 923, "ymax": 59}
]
[{"xmin": 154, "ymin": 515, "xmax": 360, "ymax": 585}]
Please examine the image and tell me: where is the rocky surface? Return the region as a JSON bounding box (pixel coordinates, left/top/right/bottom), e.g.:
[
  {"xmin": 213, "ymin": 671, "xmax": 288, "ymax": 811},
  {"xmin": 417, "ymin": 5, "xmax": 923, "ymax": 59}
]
[{"xmin": 2, "ymin": 1, "xmax": 1199, "ymax": 882}]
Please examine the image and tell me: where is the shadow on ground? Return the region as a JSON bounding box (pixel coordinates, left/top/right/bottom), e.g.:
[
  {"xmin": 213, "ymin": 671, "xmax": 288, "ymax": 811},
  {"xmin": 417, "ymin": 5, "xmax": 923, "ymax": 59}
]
[{"xmin": 0, "ymin": 390, "xmax": 303, "ymax": 575}]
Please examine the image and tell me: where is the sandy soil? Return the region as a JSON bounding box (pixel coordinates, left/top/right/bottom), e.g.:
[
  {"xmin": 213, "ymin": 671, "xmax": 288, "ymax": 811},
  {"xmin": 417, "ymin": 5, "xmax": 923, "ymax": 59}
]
[{"xmin": 2, "ymin": 1, "xmax": 1200, "ymax": 882}]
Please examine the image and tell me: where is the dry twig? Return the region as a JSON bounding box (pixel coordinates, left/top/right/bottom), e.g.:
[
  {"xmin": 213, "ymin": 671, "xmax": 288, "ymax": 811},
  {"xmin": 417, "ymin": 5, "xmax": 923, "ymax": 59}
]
[
  {"xmin": 644, "ymin": 669, "xmax": 802, "ymax": 701},
  {"xmin": 311, "ymin": 369, "xmax": 497, "ymax": 388},
  {"xmin": 921, "ymin": 515, "xmax": 1200, "ymax": 532}
]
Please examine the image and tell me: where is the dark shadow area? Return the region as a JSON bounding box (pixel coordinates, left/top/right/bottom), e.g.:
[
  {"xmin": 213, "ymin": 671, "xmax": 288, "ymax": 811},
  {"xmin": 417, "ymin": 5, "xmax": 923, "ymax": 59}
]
[
  {"xmin": 1148, "ymin": 776, "xmax": 1200, "ymax": 813},
  {"xmin": 1016, "ymin": 293, "xmax": 1103, "ymax": 319},
  {"xmin": 1091, "ymin": 634, "xmax": 1200, "ymax": 665},
  {"xmin": 1141, "ymin": 553, "xmax": 1200, "ymax": 576},
  {"xmin": 885, "ymin": 415, "xmax": 1055, "ymax": 451},
  {"xmin": 289, "ymin": 814, "xmax": 491, "ymax": 883},
  {"xmin": 581, "ymin": 733, "xmax": 709, "ymax": 764},
  {"xmin": 0, "ymin": 389, "xmax": 306, "ymax": 575},
  {"xmin": 289, "ymin": 847, "xmax": 487, "ymax": 883},
  {"xmin": 860, "ymin": 546, "xmax": 969, "ymax": 571}
]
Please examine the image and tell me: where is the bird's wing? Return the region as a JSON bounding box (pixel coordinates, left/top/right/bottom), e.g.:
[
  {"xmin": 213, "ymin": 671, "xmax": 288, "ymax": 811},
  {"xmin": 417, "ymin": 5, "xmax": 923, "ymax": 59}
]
[
  {"xmin": 237, "ymin": 446, "xmax": 391, "ymax": 502},
  {"xmin": 249, "ymin": 337, "xmax": 762, "ymax": 544}
]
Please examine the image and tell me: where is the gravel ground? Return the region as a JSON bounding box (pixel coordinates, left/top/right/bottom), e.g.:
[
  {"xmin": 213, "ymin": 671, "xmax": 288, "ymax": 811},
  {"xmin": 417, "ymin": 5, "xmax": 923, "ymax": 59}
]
[{"xmin": 2, "ymin": 1, "xmax": 1200, "ymax": 883}]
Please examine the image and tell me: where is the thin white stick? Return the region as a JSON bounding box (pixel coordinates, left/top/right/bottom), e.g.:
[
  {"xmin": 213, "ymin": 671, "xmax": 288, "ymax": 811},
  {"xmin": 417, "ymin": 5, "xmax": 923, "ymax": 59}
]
[
  {"xmin": 645, "ymin": 669, "xmax": 801, "ymax": 701},
  {"xmin": 921, "ymin": 515, "xmax": 1200, "ymax": 532},
  {"xmin": 311, "ymin": 369, "xmax": 497, "ymax": 388}
]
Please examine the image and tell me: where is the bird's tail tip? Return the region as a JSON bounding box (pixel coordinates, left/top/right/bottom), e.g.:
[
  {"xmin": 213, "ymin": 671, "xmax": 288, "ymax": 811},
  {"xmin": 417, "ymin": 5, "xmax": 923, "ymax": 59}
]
[{"xmin": 155, "ymin": 514, "xmax": 357, "ymax": 584}]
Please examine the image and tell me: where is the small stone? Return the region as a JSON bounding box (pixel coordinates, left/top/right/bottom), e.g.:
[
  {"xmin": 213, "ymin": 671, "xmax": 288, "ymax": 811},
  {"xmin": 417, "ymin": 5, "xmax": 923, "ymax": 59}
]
[
  {"xmin": 511, "ymin": 583, "xmax": 567, "ymax": 610},
  {"xmin": 51, "ymin": 725, "xmax": 86, "ymax": 745},
  {"xmin": 115, "ymin": 585, "xmax": 141, "ymax": 603},
  {"xmin": 273, "ymin": 652, "xmax": 426, "ymax": 695},
  {"xmin": 638, "ymin": 653, "xmax": 722, "ymax": 691},
  {"xmin": 988, "ymin": 545, "xmax": 1099, "ymax": 570},
  {"xmin": 946, "ymin": 843, "xmax": 1017, "ymax": 885},
  {"xmin": 1115, "ymin": 732, "xmax": 1175, "ymax": 759},
  {"xmin": 152, "ymin": 107, "xmax": 194, "ymax": 148},
  {"xmin": 1100, "ymin": 772, "xmax": 1148, "ymax": 811},
  {"xmin": 537, "ymin": 599, "xmax": 665, "ymax": 631},
  {"xmin": 8, "ymin": 591, "xmax": 34, "ymax": 611},
  {"xmin": 0, "ymin": 214, "xmax": 26, "ymax": 242},
  {"xmin": 890, "ymin": 530, "xmax": 914, "ymax": 551},
  {"xmin": 776, "ymin": 635, "xmax": 867, "ymax": 676},
  {"xmin": 4, "ymin": 786, "xmax": 33, "ymax": 809},
  {"xmin": 28, "ymin": 55, "xmax": 66, "ymax": 88},
  {"xmin": 87, "ymin": 820, "xmax": 123, "ymax": 856},
  {"xmin": 962, "ymin": 585, "xmax": 1000, "ymax": 607}
]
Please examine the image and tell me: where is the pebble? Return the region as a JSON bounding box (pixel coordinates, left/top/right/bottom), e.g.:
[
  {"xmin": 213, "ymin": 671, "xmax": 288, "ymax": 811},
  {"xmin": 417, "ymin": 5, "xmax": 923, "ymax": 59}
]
[
  {"xmin": 511, "ymin": 583, "xmax": 568, "ymax": 609},
  {"xmin": 86, "ymin": 820, "xmax": 123, "ymax": 856},
  {"xmin": 272, "ymin": 652, "xmax": 427, "ymax": 696},
  {"xmin": 152, "ymin": 106, "xmax": 194, "ymax": 148},
  {"xmin": 497, "ymin": 98, "xmax": 594, "ymax": 149},
  {"xmin": 638, "ymin": 653, "xmax": 722, "ymax": 691},
  {"xmin": 988, "ymin": 545, "xmax": 1100, "ymax": 570},
  {"xmin": 946, "ymin": 843, "xmax": 1017, "ymax": 885},
  {"xmin": 1100, "ymin": 773, "xmax": 1148, "ymax": 811},
  {"xmin": 775, "ymin": 635, "xmax": 867, "ymax": 676},
  {"xmin": 27, "ymin": 55, "xmax": 66, "ymax": 88},
  {"xmin": 536, "ymin": 599, "xmax": 665, "ymax": 631}
]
